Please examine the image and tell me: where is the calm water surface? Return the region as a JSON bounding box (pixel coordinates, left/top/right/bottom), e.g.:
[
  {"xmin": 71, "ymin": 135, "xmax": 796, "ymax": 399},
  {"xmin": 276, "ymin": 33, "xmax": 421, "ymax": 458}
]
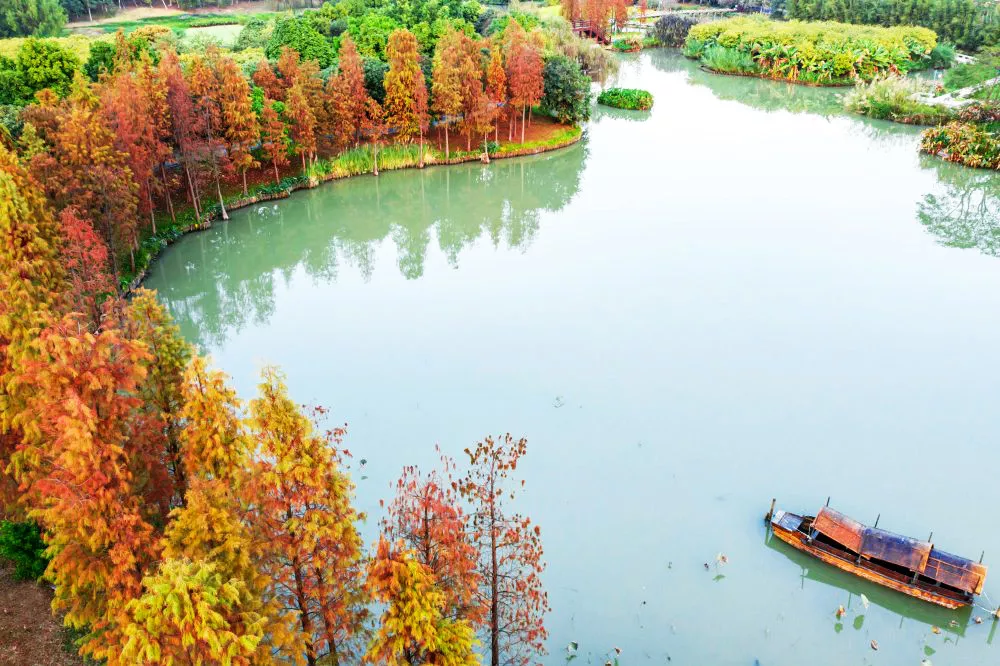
[{"xmin": 145, "ymin": 51, "xmax": 1000, "ymax": 666}]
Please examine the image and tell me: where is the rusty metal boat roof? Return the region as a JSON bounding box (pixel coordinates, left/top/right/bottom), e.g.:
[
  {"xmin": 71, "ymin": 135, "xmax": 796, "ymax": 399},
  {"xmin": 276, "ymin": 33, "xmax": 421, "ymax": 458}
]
[{"xmin": 809, "ymin": 506, "xmax": 987, "ymax": 595}]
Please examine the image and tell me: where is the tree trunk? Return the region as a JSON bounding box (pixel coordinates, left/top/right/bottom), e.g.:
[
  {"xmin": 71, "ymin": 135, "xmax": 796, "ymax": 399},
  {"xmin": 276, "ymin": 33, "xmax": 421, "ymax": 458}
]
[
  {"xmin": 147, "ymin": 186, "xmax": 157, "ymax": 236},
  {"xmin": 241, "ymin": 169, "xmax": 248, "ymax": 196},
  {"xmin": 372, "ymin": 142, "xmax": 379, "ymax": 176},
  {"xmin": 444, "ymin": 125, "xmax": 450, "ymax": 160},
  {"xmin": 482, "ymin": 131, "xmax": 490, "ymax": 163},
  {"xmin": 529, "ymin": 107, "xmax": 533, "ymax": 127},
  {"xmin": 184, "ymin": 164, "xmax": 201, "ymax": 223},
  {"xmin": 85, "ymin": 0, "xmax": 92, "ymax": 23},
  {"xmin": 215, "ymin": 175, "xmax": 229, "ymax": 221},
  {"xmin": 301, "ymin": 152, "xmax": 307, "ymax": 173},
  {"xmin": 418, "ymin": 131, "xmax": 424, "ymax": 168},
  {"xmin": 509, "ymin": 109, "xmax": 514, "ymax": 141},
  {"xmin": 159, "ymin": 164, "xmax": 176, "ymax": 225},
  {"xmin": 521, "ymin": 107, "xmax": 526, "ymax": 143},
  {"xmin": 273, "ymin": 159, "xmax": 281, "ymax": 185},
  {"xmin": 490, "ymin": 492, "xmax": 499, "ymax": 666},
  {"xmin": 292, "ymin": 558, "xmax": 318, "ymax": 666},
  {"xmin": 466, "ymin": 126, "xmax": 471, "ymax": 152}
]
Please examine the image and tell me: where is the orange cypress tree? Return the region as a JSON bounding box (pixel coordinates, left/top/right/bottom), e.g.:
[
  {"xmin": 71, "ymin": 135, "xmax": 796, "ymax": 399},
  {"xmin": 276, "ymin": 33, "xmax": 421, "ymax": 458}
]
[
  {"xmin": 277, "ymin": 46, "xmax": 303, "ymax": 89},
  {"xmin": 260, "ymin": 98, "xmax": 289, "ymax": 185},
  {"xmin": 431, "ymin": 29, "xmax": 463, "ymax": 159},
  {"xmin": 218, "ymin": 55, "xmax": 260, "ymax": 196},
  {"xmin": 248, "ymin": 367, "xmax": 367, "ymax": 666},
  {"xmin": 286, "ymin": 83, "xmax": 318, "ymax": 173},
  {"xmin": 159, "ymin": 47, "xmax": 205, "ymax": 224},
  {"xmin": 59, "ymin": 207, "xmax": 113, "ymax": 330},
  {"xmin": 333, "ymin": 34, "xmax": 368, "ymax": 148},
  {"xmin": 253, "ymin": 59, "xmax": 284, "ymax": 101},
  {"xmin": 365, "ymin": 537, "xmax": 479, "ymax": 666},
  {"xmin": 385, "ymin": 29, "xmax": 428, "ymax": 144},
  {"xmin": 457, "ymin": 434, "xmax": 550, "ymax": 666},
  {"xmin": 486, "ymin": 44, "xmax": 507, "ymax": 144},
  {"xmin": 505, "ymin": 24, "xmax": 545, "ymax": 143},
  {"xmin": 188, "ymin": 53, "xmax": 231, "ymax": 221},
  {"xmin": 455, "ymin": 31, "xmax": 487, "ymax": 152},
  {"xmin": 10, "ymin": 315, "xmax": 162, "ymax": 662},
  {"xmin": 136, "ymin": 53, "xmax": 177, "ymax": 228}
]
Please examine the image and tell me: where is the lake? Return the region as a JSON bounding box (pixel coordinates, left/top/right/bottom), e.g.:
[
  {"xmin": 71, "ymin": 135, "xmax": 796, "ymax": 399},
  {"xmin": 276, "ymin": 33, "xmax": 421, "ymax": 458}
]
[{"xmin": 144, "ymin": 50, "xmax": 1000, "ymax": 666}]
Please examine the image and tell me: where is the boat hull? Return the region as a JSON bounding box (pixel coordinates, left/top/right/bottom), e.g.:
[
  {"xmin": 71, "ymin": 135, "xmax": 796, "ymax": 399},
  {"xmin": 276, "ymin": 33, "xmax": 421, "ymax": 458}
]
[{"xmin": 771, "ymin": 520, "xmax": 970, "ymax": 610}]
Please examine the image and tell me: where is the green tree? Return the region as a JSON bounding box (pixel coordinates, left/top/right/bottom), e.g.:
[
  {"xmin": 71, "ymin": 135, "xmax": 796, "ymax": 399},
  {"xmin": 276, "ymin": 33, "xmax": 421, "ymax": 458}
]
[
  {"xmin": 349, "ymin": 12, "xmax": 401, "ymax": 60},
  {"xmin": 14, "ymin": 38, "xmax": 81, "ymax": 102},
  {"xmin": 541, "ymin": 55, "xmax": 591, "ymax": 124},
  {"xmin": 0, "ymin": 0, "xmax": 67, "ymax": 39},
  {"xmin": 82, "ymin": 41, "xmax": 114, "ymax": 81}
]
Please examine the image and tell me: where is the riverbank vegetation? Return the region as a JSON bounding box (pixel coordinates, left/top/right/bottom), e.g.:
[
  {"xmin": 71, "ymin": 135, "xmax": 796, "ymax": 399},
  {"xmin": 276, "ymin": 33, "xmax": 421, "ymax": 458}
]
[
  {"xmin": 921, "ymin": 102, "xmax": 1000, "ymax": 169},
  {"xmin": 784, "ymin": 0, "xmax": 1000, "ymax": 52},
  {"xmin": 685, "ymin": 17, "xmax": 937, "ymax": 85},
  {"xmin": 598, "ymin": 87, "xmax": 654, "ymax": 110},
  {"xmin": 845, "ymin": 76, "xmax": 956, "ymax": 125}
]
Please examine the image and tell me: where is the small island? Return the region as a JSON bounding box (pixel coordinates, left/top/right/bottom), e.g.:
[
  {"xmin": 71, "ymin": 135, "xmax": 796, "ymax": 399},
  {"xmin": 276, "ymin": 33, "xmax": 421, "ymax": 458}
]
[{"xmin": 597, "ymin": 87, "xmax": 654, "ymax": 111}]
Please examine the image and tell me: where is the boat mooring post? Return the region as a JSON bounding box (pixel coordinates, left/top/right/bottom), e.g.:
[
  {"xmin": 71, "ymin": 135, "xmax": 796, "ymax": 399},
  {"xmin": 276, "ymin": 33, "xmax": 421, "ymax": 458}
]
[
  {"xmin": 874, "ymin": 513, "xmax": 881, "ymax": 528},
  {"xmin": 826, "ymin": 496, "xmax": 831, "ymax": 507},
  {"xmin": 981, "ymin": 550, "xmax": 986, "ymax": 564},
  {"xmin": 765, "ymin": 498, "xmax": 776, "ymax": 524}
]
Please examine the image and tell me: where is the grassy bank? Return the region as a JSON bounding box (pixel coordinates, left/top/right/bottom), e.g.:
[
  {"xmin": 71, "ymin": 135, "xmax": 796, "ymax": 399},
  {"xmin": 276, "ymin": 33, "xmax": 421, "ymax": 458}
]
[{"xmin": 845, "ymin": 76, "xmax": 956, "ymax": 125}]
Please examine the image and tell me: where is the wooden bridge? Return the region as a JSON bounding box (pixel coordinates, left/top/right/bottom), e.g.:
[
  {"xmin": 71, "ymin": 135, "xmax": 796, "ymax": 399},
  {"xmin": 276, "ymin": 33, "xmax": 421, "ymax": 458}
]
[{"xmin": 571, "ymin": 19, "xmax": 610, "ymax": 44}]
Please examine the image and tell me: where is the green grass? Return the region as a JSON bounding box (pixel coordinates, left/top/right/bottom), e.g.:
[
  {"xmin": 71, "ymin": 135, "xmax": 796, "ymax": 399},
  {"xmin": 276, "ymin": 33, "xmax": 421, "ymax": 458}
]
[{"xmin": 69, "ymin": 12, "xmax": 277, "ymax": 35}]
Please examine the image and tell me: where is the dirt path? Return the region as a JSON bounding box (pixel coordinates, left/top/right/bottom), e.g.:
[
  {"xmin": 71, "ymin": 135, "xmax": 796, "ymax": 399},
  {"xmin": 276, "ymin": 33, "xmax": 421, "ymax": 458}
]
[{"xmin": 0, "ymin": 562, "xmax": 80, "ymax": 666}]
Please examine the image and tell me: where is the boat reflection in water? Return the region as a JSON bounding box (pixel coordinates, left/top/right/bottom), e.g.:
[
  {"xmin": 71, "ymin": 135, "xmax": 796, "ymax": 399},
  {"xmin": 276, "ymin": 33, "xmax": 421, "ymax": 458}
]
[{"xmin": 765, "ymin": 531, "xmax": 1000, "ymax": 645}]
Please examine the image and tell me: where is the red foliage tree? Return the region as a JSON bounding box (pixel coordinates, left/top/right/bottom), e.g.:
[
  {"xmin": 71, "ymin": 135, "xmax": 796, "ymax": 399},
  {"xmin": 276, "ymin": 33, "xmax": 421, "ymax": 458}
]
[
  {"xmin": 59, "ymin": 207, "xmax": 114, "ymax": 329},
  {"xmin": 486, "ymin": 44, "xmax": 507, "ymax": 144},
  {"xmin": 260, "ymin": 98, "xmax": 289, "ymax": 185},
  {"xmin": 159, "ymin": 48, "xmax": 206, "ymax": 223},
  {"xmin": 253, "ymin": 58, "xmax": 284, "ymax": 102},
  {"xmin": 504, "ymin": 23, "xmax": 544, "ymax": 143},
  {"xmin": 286, "ymin": 83, "xmax": 318, "ymax": 173},
  {"xmin": 218, "ymin": 55, "xmax": 260, "ymax": 196},
  {"xmin": 457, "ymin": 434, "xmax": 550, "ymax": 666},
  {"xmin": 188, "ymin": 53, "xmax": 231, "ymax": 220},
  {"xmin": 382, "ymin": 454, "xmax": 483, "ymax": 626}
]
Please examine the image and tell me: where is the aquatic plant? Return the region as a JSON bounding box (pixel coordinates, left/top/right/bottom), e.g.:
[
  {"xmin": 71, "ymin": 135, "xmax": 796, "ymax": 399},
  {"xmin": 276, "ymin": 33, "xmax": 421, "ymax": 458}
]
[
  {"xmin": 686, "ymin": 17, "xmax": 937, "ymax": 85},
  {"xmin": 597, "ymin": 87, "xmax": 654, "ymax": 111},
  {"xmin": 921, "ymin": 108, "xmax": 1000, "ymax": 170},
  {"xmin": 845, "ymin": 76, "xmax": 955, "ymax": 125}
]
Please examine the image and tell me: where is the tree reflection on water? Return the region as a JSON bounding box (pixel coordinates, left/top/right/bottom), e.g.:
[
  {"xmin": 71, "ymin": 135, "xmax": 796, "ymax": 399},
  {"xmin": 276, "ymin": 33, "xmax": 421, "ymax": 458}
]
[
  {"xmin": 145, "ymin": 144, "xmax": 588, "ymax": 348},
  {"xmin": 917, "ymin": 154, "xmax": 1000, "ymax": 256}
]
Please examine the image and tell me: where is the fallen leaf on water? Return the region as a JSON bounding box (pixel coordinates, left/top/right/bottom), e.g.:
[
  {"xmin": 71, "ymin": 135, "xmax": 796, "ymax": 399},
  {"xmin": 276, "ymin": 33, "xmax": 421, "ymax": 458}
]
[
  {"xmin": 860, "ymin": 593, "xmax": 870, "ymax": 610},
  {"xmin": 836, "ymin": 605, "xmax": 846, "ymax": 619},
  {"xmin": 931, "ymin": 626, "xmax": 941, "ymax": 634},
  {"xmin": 716, "ymin": 552, "xmax": 729, "ymax": 565},
  {"xmin": 870, "ymin": 639, "xmax": 878, "ymax": 651},
  {"xmin": 974, "ymin": 616, "xmax": 983, "ymax": 624}
]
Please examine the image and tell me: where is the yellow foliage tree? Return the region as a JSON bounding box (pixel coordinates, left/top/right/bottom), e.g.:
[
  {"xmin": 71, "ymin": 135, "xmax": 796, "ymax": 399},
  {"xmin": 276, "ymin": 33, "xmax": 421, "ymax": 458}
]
[
  {"xmin": 248, "ymin": 366, "xmax": 368, "ymax": 666},
  {"xmin": 365, "ymin": 537, "xmax": 479, "ymax": 666},
  {"xmin": 121, "ymin": 558, "xmax": 266, "ymax": 666}
]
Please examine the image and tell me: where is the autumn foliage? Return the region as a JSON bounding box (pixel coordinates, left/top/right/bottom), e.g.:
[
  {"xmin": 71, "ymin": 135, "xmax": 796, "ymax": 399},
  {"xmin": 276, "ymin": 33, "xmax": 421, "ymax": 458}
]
[{"xmin": 0, "ymin": 21, "xmax": 556, "ymax": 666}]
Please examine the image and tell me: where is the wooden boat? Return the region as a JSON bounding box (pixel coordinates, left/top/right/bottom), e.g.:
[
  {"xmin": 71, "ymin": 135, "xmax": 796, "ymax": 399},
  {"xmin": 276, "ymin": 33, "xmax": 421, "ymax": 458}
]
[{"xmin": 766, "ymin": 501, "xmax": 987, "ymax": 610}]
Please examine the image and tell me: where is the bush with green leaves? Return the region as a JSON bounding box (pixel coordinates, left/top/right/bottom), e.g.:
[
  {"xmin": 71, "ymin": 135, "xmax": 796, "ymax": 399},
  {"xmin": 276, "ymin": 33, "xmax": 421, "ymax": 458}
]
[
  {"xmin": 686, "ymin": 17, "xmax": 936, "ymax": 85},
  {"xmin": 0, "ymin": 520, "xmax": 48, "ymax": 581},
  {"xmin": 611, "ymin": 36, "xmax": 642, "ymax": 52},
  {"xmin": 597, "ymin": 87, "xmax": 654, "ymax": 111},
  {"xmin": 1, "ymin": 38, "xmax": 81, "ymax": 105},
  {"xmin": 921, "ymin": 114, "xmax": 1000, "ymax": 169},
  {"xmin": 265, "ymin": 16, "xmax": 335, "ymax": 68},
  {"xmin": 234, "ymin": 17, "xmax": 275, "ymax": 52},
  {"xmin": 653, "ymin": 14, "xmax": 697, "ymax": 47},
  {"xmin": 845, "ymin": 76, "xmax": 954, "ymax": 125},
  {"xmin": 928, "ymin": 43, "xmax": 955, "ymax": 70},
  {"xmin": 541, "ymin": 54, "xmax": 592, "ymax": 124}
]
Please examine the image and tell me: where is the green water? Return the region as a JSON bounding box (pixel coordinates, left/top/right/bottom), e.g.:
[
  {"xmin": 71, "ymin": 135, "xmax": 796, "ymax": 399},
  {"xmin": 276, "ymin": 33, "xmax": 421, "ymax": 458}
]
[{"xmin": 144, "ymin": 50, "xmax": 1000, "ymax": 665}]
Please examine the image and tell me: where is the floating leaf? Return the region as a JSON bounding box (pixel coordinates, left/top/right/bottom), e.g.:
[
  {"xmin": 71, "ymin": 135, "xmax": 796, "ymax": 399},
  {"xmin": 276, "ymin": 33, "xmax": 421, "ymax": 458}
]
[
  {"xmin": 931, "ymin": 626, "xmax": 941, "ymax": 634},
  {"xmin": 566, "ymin": 642, "xmax": 578, "ymax": 653},
  {"xmin": 975, "ymin": 616, "xmax": 983, "ymax": 624},
  {"xmin": 860, "ymin": 593, "xmax": 870, "ymax": 610},
  {"xmin": 870, "ymin": 639, "xmax": 878, "ymax": 651},
  {"xmin": 836, "ymin": 605, "xmax": 846, "ymax": 619}
]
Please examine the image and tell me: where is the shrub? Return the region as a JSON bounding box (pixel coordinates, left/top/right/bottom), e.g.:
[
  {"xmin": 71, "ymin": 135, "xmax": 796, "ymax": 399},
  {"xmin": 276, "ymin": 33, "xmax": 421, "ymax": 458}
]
[
  {"xmin": 927, "ymin": 42, "xmax": 955, "ymax": 70},
  {"xmin": 686, "ymin": 17, "xmax": 936, "ymax": 84},
  {"xmin": 265, "ymin": 16, "xmax": 335, "ymax": 68},
  {"xmin": 362, "ymin": 57, "xmax": 388, "ymax": 104},
  {"xmin": 597, "ymin": 87, "xmax": 653, "ymax": 110},
  {"xmin": 921, "ymin": 120, "xmax": 1000, "ymax": 169},
  {"xmin": 612, "ymin": 35, "xmax": 642, "ymax": 52},
  {"xmin": 701, "ymin": 45, "xmax": 757, "ymax": 74},
  {"xmin": 234, "ymin": 17, "xmax": 274, "ymax": 52},
  {"xmin": 653, "ymin": 14, "xmax": 697, "ymax": 47},
  {"xmin": 0, "ymin": 520, "xmax": 48, "ymax": 581},
  {"xmin": 845, "ymin": 76, "xmax": 954, "ymax": 125},
  {"xmin": 541, "ymin": 54, "xmax": 592, "ymax": 124}
]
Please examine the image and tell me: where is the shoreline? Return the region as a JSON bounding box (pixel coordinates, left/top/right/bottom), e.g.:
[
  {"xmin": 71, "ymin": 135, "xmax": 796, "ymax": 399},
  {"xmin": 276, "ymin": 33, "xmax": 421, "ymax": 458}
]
[
  {"xmin": 128, "ymin": 128, "xmax": 585, "ymax": 294},
  {"xmin": 696, "ymin": 64, "xmax": 858, "ymax": 87}
]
